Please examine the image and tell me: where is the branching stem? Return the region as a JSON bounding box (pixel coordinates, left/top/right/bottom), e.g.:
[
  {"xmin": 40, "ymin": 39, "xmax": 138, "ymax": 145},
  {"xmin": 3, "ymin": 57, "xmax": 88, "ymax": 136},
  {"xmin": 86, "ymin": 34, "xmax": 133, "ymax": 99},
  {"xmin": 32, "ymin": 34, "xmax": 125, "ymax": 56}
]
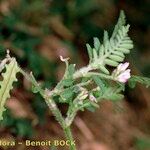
[{"xmin": 20, "ymin": 68, "xmax": 76, "ymax": 150}]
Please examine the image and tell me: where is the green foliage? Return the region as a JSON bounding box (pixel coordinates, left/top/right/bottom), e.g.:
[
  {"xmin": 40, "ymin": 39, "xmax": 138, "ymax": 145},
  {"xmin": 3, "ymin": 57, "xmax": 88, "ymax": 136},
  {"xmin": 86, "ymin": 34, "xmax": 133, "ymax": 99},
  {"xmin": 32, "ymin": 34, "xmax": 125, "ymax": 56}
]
[
  {"xmin": 13, "ymin": 118, "xmax": 33, "ymax": 138},
  {"xmin": 86, "ymin": 11, "xmax": 133, "ymax": 74},
  {"xmin": 59, "ymin": 87, "xmax": 75, "ymax": 103},
  {"xmin": 92, "ymin": 77, "xmax": 125, "ymax": 102},
  {"xmin": 0, "ymin": 109, "xmax": 15, "ymax": 127},
  {"xmin": 128, "ymin": 75, "xmax": 150, "ymax": 88},
  {"xmin": 61, "ymin": 63, "xmax": 75, "ymax": 88},
  {"xmin": 65, "ymin": 64, "xmax": 76, "ymax": 79},
  {"xmin": 0, "ymin": 58, "xmax": 20, "ymax": 120},
  {"xmin": 40, "ymin": 11, "xmax": 149, "ymax": 124},
  {"xmin": 135, "ymin": 137, "xmax": 150, "ymax": 150},
  {"xmin": 101, "ymin": 86, "xmax": 124, "ymax": 101},
  {"xmin": 92, "ymin": 75, "xmax": 106, "ymax": 94},
  {"xmin": 0, "ymin": 7, "xmax": 150, "ymax": 149},
  {"xmin": 55, "ymin": 58, "xmax": 76, "ymax": 90},
  {"xmin": 111, "ymin": 10, "xmax": 126, "ymax": 39},
  {"xmin": 1, "ymin": 109, "xmax": 33, "ymax": 138}
]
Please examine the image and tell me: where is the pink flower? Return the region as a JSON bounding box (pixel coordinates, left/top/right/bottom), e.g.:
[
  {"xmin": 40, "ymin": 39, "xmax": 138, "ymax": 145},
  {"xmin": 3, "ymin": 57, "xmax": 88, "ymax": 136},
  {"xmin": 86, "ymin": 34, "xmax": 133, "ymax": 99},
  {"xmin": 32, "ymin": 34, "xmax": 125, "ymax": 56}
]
[
  {"xmin": 113, "ymin": 62, "xmax": 131, "ymax": 83},
  {"xmin": 117, "ymin": 62, "xmax": 129, "ymax": 72},
  {"xmin": 117, "ymin": 69, "xmax": 131, "ymax": 83}
]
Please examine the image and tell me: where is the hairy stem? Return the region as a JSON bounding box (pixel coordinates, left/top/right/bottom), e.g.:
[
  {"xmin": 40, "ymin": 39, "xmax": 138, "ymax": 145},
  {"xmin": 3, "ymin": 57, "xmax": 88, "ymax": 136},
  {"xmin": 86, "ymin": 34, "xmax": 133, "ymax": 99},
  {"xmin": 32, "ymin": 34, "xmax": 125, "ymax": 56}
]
[
  {"xmin": 73, "ymin": 65, "xmax": 113, "ymax": 80},
  {"xmin": 63, "ymin": 126, "xmax": 76, "ymax": 150},
  {"xmin": 41, "ymin": 91, "xmax": 76, "ymax": 150},
  {"xmin": 20, "ymin": 69, "xmax": 76, "ymax": 150},
  {"xmin": 66, "ymin": 110, "xmax": 77, "ymax": 127}
]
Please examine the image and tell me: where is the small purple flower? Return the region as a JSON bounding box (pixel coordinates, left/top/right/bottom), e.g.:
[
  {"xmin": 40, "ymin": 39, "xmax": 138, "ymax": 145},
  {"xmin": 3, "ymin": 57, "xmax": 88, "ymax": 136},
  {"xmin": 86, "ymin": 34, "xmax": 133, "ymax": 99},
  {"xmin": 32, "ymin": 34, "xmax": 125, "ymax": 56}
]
[
  {"xmin": 113, "ymin": 62, "xmax": 131, "ymax": 83},
  {"xmin": 117, "ymin": 62, "xmax": 129, "ymax": 72},
  {"xmin": 117, "ymin": 69, "xmax": 131, "ymax": 83}
]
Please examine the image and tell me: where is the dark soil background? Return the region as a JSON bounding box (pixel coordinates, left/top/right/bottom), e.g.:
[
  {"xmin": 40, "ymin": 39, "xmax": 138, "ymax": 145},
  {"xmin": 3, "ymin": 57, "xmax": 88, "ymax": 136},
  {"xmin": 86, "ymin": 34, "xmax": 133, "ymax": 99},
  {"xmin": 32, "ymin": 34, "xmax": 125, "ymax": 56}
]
[{"xmin": 0, "ymin": 0, "xmax": 150, "ymax": 150}]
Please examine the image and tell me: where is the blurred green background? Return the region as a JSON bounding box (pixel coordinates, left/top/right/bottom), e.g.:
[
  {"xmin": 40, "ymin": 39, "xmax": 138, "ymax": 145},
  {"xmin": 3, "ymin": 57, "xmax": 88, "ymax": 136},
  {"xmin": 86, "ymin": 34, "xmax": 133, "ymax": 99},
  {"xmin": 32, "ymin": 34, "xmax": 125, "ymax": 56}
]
[{"xmin": 0, "ymin": 0, "xmax": 150, "ymax": 150}]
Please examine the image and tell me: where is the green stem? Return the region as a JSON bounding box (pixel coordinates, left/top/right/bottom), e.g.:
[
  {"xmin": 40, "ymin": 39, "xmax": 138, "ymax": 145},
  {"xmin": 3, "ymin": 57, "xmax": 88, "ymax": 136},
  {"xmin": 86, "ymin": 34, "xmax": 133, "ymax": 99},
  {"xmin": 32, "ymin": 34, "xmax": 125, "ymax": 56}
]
[
  {"xmin": 74, "ymin": 71, "xmax": 113, "ymax": 80},
  {"xmin": 63, "ymin": 126, "xmax": 76, "ymax": 150},
  {"xmin": 85, "ymin": 72, "xmax": 113, "ymax": 80},
  {"xmin": 66, "ymin": 110, "xmax": 77, "ymax": 127},
  {"xmin": 43, "ymin": 97, "xmax": 76, "ymax": 150},
  {"xmin": 20, "ymin": 69, "xmax": 76, "ymax": 150},
  {"xmin": 45, "ymin": 97, "xmax": 66, "ymax": 127}
]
